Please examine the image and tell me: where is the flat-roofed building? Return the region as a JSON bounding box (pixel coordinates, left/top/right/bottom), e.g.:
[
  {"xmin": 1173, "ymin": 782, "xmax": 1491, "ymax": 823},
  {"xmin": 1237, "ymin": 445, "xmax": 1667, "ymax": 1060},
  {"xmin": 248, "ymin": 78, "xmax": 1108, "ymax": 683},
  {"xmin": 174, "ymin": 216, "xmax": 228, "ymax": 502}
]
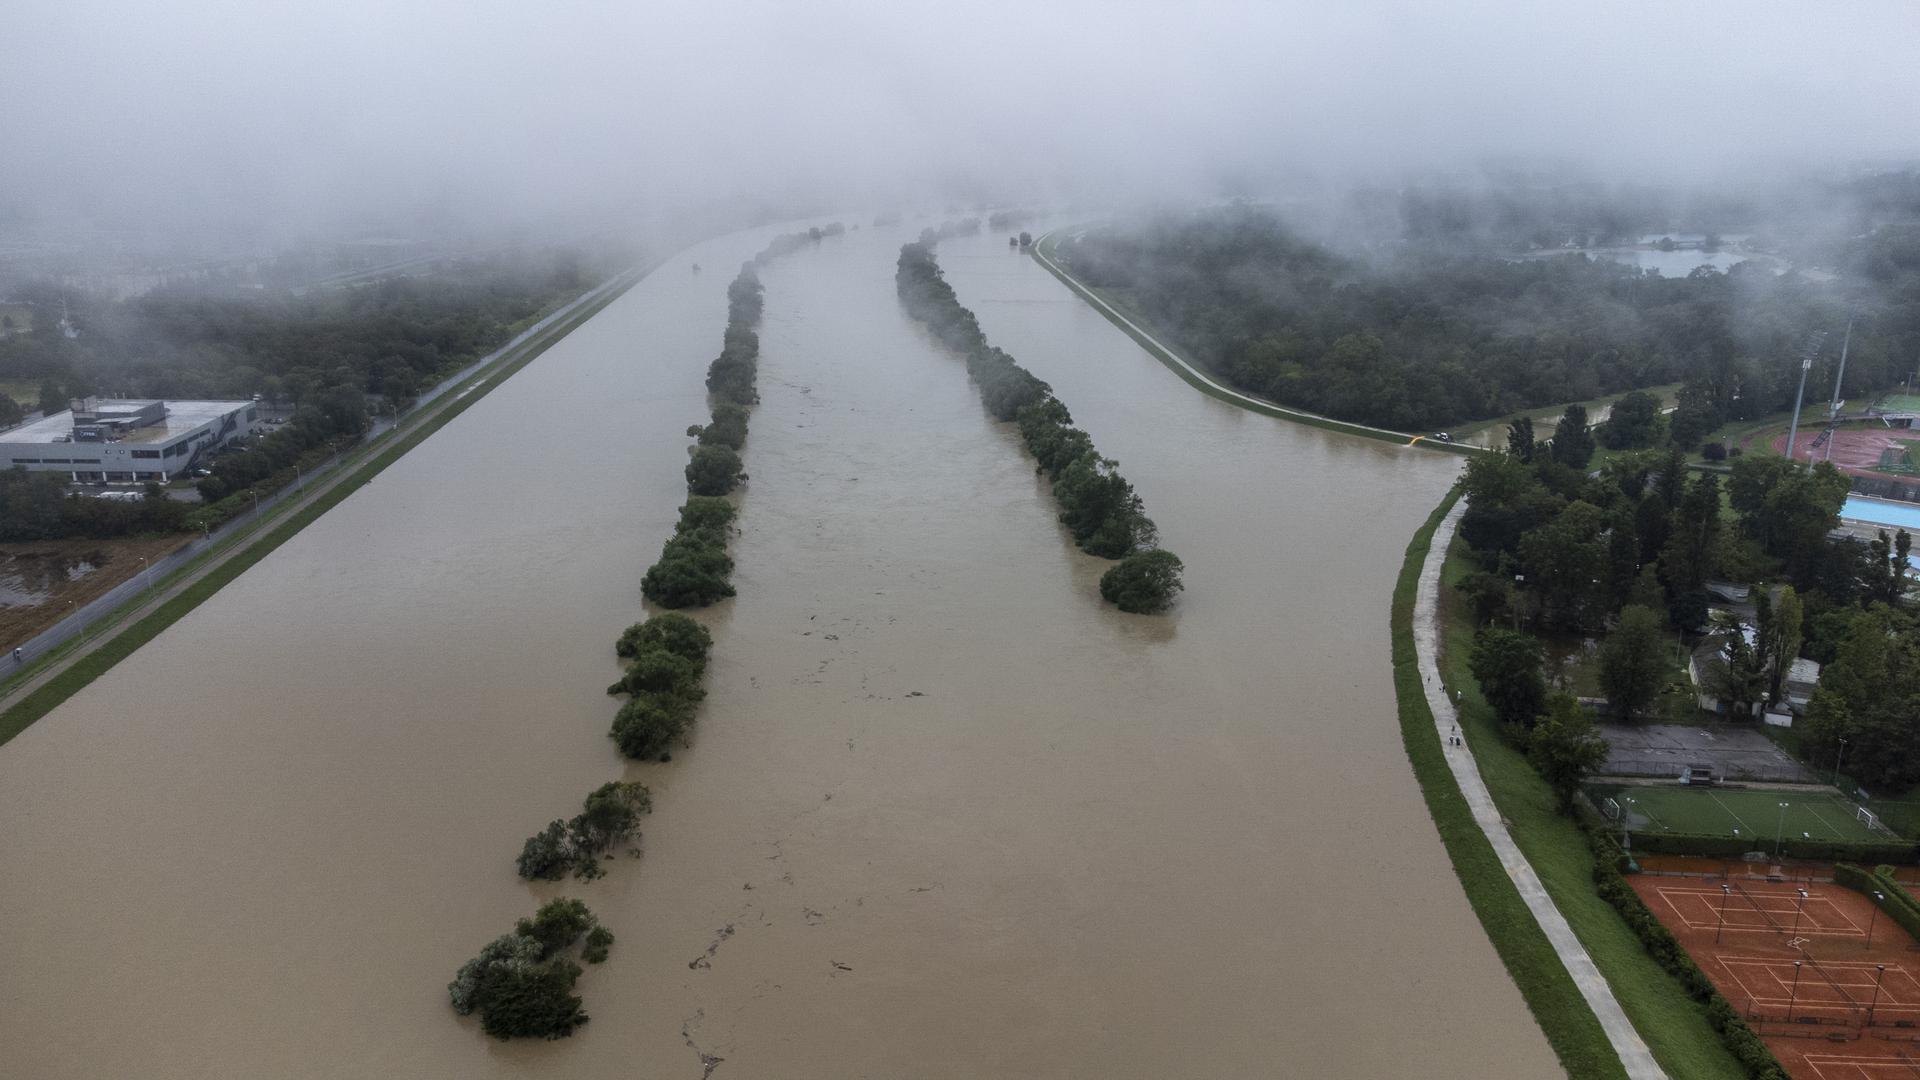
[{"xmin": 0, "ymin": 398, "xmax": 257, "ymax": 482}]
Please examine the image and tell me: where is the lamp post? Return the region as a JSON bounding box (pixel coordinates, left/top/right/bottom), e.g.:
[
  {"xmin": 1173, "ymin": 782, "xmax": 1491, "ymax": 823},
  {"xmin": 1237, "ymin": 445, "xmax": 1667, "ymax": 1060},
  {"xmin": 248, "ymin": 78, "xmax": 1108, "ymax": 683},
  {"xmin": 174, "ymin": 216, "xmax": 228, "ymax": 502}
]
[
  {"xmin": 1622, "ymin": 797, "xmax": 1637, "ymax": 851},
  {"xmin": 1870, "ymin": 892, "xmax": 1885, "ymax": 950},
  {"xmin": 1791, "ymin": 888, "xmax": 1809, "ymax": 939},
  {"xmin": 1717, "ymin": 883, "xmax": 1733, "ymax": 944},
  {"xmin": 1776, "ymin": 801, "xmax": 1791, "ymax": 858},
  {"xmin": 1835, "ymin": 737, "xmax": 1849, "ymax": 787},
  {"xmin": 1787, "ymin": 960, "xmax": 1804, "ymax": 1022},
  {"xmin": 249, "ymin": 490, "xmax": 259, "ymax": 518},
  {"xmin": 138, "ymin": 556, "xmax": 153, "ymax": 592},
  {"xmin": 1870, "ymin": 963, "xmax": 1888, "ymax": 1026}
]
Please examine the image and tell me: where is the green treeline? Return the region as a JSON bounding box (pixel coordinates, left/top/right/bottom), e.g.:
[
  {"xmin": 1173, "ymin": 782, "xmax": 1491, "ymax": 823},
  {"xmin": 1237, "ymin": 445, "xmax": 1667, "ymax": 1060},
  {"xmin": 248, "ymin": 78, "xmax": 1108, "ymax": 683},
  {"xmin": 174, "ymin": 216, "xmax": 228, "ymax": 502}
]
[
  {"xmin": 466, "ymin": 230, "xmax": 826, "ymax": 1042},
  {"xmin": 1058, "ymin": 205, "xmax": 1920, "ymax": 431},
  {"xmin": 0, "ymin": 469, "xmax": 190, "ymax": 540},
  {"xmin": 0, "ymin": 255, "xmax": 593, "ymax": 411},
  {"xmin": 895, "ymin": 241, "xmax": 1183, "ymax": 613},
  {"xmin": 639, "ymin": 262, "xmax": 763, "ymax": 609},
  {"xmin": 607, "ymin": 612, "xmax": 712, "ymax": 760}
]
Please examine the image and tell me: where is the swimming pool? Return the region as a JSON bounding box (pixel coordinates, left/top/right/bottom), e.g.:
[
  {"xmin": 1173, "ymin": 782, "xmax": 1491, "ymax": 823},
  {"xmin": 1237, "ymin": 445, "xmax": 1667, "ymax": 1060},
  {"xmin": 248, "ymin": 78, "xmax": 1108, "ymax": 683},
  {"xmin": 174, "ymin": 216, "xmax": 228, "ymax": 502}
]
[{"xmin": 1842, "ymin": 495, "xmax": 1920, "ymax": 532}]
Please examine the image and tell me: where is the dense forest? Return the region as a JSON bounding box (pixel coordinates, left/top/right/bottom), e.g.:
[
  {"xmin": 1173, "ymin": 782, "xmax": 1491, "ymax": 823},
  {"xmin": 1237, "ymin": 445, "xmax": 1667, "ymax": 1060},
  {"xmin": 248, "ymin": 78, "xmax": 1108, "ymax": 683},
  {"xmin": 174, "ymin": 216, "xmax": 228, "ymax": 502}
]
[
  {"xmin": 0, "ymin": 251, "xmax": 593, "ymax": 412},
  {"xmin": 1457, "ymin": 400, "xmax": 1920, "ymax": 791},
  {"xmin": 1057, "ymin": 200, "xmax": 1920, "ymax": 431}
]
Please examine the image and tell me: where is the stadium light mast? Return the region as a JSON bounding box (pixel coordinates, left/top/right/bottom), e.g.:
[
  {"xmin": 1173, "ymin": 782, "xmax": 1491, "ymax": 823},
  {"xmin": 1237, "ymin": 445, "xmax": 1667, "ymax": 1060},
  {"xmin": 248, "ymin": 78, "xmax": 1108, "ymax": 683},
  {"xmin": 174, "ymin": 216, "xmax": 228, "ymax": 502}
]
[
  {"xmin": 1785, "ymin": 330, "xmax": 1828, "ymax": 470},
  {"xmin": 1824, "ymin": 315, "xmax": 1856, "ymax": 463}
]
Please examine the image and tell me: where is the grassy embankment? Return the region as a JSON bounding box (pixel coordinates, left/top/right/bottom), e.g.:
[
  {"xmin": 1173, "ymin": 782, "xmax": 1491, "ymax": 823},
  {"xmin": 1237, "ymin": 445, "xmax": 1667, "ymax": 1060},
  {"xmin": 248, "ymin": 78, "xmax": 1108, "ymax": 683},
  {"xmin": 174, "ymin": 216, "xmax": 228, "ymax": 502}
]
[
  {"xmin": 1393, "ymin": 493, "xmax": 1627, "ymax": 1079},
  {"xmin": 1446, "ymin": 383, "xmax": 1682, "ymax": 446},
  {"xmin": 1029, "ymin": 233, "xmax": 1474, "ymax": 455},
  {"xmin": 0, "ymin": 270, "xmax": 643, "ymax": 747},
  {"xmin": 1417, "ymin": 512, "xmax": 1752, "ymax": 1080}
]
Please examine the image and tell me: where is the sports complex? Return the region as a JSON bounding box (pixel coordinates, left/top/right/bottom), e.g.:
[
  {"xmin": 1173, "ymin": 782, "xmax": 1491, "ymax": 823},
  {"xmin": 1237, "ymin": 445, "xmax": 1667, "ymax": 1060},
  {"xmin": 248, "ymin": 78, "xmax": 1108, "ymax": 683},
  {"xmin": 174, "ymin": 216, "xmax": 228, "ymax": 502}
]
[
  {"xmin": 1632, "ymin": 873, "xmax": 1920, "ymax": 1079},
  {"xmin": 1590, "ymin": 782, "xmax": 1903, "ymax": 852}
]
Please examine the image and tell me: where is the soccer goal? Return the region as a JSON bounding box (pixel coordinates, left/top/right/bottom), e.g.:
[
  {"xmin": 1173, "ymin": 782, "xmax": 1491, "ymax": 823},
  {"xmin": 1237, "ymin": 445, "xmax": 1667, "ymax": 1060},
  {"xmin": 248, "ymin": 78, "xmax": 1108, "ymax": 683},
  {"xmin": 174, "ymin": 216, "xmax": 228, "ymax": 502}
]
[
  {"xmin": 1858, "ymin": 805, "xmax": 1894, "ymax": 836},
  {"xmin": 1604, "ymin": 797, "xmax": 1622, "ymax": 821}
]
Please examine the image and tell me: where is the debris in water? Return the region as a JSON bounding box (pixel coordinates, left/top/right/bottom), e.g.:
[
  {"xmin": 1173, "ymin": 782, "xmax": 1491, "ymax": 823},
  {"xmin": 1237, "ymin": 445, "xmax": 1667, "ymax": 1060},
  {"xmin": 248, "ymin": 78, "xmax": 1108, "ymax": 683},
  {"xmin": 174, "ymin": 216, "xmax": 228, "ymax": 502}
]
[
  {"xmin": 831, "ymin": 960, "xmax": 853, "ymax": 972},
  {"xmin": 687, "ymin": 923, "xmax": 737, "ymax": 969}
]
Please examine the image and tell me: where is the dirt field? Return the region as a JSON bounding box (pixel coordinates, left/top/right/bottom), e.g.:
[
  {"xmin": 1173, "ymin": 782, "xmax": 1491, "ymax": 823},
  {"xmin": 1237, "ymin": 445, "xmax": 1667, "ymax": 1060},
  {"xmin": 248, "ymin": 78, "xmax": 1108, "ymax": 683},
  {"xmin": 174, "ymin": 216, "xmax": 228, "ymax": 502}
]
[
  {"xmin": 1632, "ymin": 872, "xmax": 1920, "ymax": 1079},
  {"xmin": 1766, "ymin": 427, "xmax": 1920, "ymax": 480},
  {"xmin": 0, "ymin": 535, "xmax": 191, "ymax": 652}
]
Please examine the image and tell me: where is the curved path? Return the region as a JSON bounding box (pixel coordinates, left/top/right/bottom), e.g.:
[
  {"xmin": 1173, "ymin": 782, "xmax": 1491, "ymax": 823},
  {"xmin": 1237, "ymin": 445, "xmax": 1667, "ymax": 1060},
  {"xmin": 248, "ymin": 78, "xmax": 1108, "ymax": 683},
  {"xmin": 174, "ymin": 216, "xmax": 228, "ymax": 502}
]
[
  {"xmin": 1030, "ymin": 230, "xmax": 1479, "ymax": 451},
  {"xmin": 1413, "ymin": 500, "xmax": 1667, "ymax": 1080}
]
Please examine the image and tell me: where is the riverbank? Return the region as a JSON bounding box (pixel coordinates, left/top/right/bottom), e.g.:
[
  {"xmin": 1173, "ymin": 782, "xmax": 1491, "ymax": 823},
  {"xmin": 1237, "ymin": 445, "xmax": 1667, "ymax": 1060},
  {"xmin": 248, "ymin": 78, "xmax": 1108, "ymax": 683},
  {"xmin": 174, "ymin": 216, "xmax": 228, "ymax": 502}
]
[
  {"xmin": 1413, "ymin": 496, "xmax": 1764, "ymax": 1079},
  {"xmin": 1393, "ymin": 494, "xmax": 1632, "ymax": 1078},
  {"xmin": 0, "ymin": 262, "xmax": 649, "ymax": 747},
  {"xmin": 1030, "ymin": 229, "xmax": 1477, "ymax": 453}
]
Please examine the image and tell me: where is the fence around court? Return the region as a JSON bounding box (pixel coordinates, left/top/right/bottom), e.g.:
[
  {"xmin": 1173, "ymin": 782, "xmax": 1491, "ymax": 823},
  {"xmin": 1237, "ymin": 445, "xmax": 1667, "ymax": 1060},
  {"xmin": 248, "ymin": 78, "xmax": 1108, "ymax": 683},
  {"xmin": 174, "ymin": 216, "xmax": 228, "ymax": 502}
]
[{"xmin": 1588, "ymin": 782, "xmax": 1919, "ymax": 864}]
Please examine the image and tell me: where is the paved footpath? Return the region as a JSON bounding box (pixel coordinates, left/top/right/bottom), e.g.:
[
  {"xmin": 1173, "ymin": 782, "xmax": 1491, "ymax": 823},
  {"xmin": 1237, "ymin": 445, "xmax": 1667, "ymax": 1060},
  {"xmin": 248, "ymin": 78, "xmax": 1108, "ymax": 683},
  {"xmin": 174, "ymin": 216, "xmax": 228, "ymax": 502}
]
[{"xmin": 1415, "ymin": 500, "xmax": 1668, "ymax": 1080}]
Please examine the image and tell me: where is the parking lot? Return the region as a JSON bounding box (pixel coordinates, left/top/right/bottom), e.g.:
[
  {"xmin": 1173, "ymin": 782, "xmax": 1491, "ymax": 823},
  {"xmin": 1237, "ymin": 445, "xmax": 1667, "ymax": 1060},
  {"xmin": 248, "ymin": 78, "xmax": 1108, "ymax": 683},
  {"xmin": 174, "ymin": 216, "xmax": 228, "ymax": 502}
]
[{"xmin": 1596, "ymin": 722, "xmax": 1818, "ymax": 784}]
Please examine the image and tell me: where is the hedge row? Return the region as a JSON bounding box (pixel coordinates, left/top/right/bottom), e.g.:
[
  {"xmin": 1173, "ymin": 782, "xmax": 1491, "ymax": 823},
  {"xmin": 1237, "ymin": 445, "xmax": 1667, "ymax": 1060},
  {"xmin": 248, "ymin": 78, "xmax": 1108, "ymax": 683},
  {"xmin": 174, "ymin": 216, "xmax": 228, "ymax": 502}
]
[
  {"xmin": 608, "ymin": 612, "xmax": 714, "ymax": 761},
  {"xmin": 1622, "ymin": 830, "xmax": 1916, "ymax": 864},
  {"xmin": 640, "ymin": 258, "xmax": 765, "ymax": 608},
  {"xmin": 626, "ymin": 229, "xmax": 817, "ymax": 751},
  {"xmin": 1583, "ymin": 820, "xmax": 1790, "ymax": 1080},
  {"xmin": 894, "ymin": 240, "xmax": 1184, "ymax": 613},
  {"xmin": 1837, "ymin": 864, "xmax": 1920, "ymax": 942}
]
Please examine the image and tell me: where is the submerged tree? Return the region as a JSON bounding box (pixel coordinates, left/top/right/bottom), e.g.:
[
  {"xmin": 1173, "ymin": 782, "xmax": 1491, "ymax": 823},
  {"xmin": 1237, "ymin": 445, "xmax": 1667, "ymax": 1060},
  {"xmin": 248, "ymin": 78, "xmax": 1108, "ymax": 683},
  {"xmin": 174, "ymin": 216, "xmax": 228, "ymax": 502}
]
[
  {"xmin": 449, "ymin": 898, "xmax": 609, "ymax": 1041},
  {"xmin": 1099, "ymin": 550, "xmax": 1185, "ymax": 613}
]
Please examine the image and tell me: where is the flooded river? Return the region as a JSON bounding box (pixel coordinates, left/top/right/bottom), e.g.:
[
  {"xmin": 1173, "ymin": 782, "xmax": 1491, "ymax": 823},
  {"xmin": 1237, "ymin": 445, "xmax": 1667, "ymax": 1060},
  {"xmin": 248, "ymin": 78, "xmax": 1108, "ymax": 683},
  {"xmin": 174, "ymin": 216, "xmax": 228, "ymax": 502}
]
[{"xmin": 0, "ymin": 222, "xmax": 1556, "ymax": 1078}]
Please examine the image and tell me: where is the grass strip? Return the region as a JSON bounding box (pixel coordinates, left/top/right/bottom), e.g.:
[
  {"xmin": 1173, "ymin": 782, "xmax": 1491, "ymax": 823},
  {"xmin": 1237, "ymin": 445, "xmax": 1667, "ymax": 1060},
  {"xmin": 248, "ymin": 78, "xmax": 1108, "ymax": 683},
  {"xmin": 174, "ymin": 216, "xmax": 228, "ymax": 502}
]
[
  {"xmin": 0, "ymin": 271, "xmax": 642, "ymax": 747},
  {"xmin": 1392, "ymin": 491, "xmax": 1628, "ymax": 1079},
  {"xmin": 1031, "ymin": 233, "xmax": 1474, "ymax": 454},
  {"xmin": 1433, "ymin": 528, "xmax": 1752, "ymax": 1080}
]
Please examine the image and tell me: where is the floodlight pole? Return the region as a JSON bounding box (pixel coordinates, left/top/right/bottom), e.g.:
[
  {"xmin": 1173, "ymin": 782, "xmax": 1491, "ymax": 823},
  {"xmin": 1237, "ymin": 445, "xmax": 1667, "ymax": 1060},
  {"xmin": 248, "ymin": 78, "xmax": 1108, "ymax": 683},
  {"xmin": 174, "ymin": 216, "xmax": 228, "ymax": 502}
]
[
  {"xmin": 1792, "ymin": 888, "xmax": 1809, "ymax": 939},
  {"xmin": 1829, "ymin": 315, "xmax": 1856, "ymax": 431},
  {"xmin": 1788, "ymin": 960, "xmax": 1804, "ymax": 1022},
  {"xmin": 1835, "ymin": 737, "xmax": 1849, "ymax": 787},
  {"xmin": 1870, "ymin": 963, "xmax": 1888, "ymax": 1025},
  {"xmin": 1777, "ymin": 801, "xmax": 1791, "ymax": 858},
  {"xmin": 1786, "ymin": 331, "xmax": 1827, "ymax": 468},
  {"xmin": 1718, "ymin": 883, "xmax": 1732, "ymax": 944},
  {"xmin": 1870, "ymin": 893, "xmax": 1884, "ymax": 950}
]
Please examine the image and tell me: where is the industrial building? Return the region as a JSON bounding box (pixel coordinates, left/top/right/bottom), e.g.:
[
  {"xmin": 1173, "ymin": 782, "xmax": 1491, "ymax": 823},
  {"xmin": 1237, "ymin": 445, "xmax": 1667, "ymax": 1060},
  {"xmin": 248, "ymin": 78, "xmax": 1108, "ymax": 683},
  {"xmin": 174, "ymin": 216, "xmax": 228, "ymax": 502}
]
[{"xmin": 0, "ymin": 397, "xmax": 257, "ymax": 482}]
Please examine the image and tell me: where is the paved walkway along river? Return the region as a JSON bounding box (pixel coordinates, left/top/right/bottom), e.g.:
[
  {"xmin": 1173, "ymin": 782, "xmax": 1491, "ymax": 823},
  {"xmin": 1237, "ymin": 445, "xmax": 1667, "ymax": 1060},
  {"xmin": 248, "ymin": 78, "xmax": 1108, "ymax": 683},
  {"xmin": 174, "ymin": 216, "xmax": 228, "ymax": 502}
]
[
  {"xmin": 1415, "ymin": 500, "xmax": 1667, "ymax": 1079},
  {"xmin": 0, "ymin": 221, "xmax": 1557, "ymax": 1078}
]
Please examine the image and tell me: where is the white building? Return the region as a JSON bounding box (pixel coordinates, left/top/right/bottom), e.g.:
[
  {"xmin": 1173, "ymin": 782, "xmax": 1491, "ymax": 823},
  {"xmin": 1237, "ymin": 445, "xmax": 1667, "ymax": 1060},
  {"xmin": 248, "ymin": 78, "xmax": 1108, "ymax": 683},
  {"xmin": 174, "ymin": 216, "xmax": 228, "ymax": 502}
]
[{"xmin": 0, "ymin": 398, "xmax": 257, "ymax": 482}]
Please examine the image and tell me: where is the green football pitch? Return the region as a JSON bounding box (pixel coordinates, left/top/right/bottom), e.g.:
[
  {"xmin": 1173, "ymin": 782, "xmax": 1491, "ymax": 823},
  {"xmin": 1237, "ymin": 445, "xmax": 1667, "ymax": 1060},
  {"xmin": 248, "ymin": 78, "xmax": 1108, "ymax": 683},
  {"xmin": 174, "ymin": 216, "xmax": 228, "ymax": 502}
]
[
  {"xmin": 1588, "ymin": 783, "xmax": 1889, "ymax": 844},
  {"xmin": 1878, "ymin": 393, "xmax": 1920, "ymax": 413}
]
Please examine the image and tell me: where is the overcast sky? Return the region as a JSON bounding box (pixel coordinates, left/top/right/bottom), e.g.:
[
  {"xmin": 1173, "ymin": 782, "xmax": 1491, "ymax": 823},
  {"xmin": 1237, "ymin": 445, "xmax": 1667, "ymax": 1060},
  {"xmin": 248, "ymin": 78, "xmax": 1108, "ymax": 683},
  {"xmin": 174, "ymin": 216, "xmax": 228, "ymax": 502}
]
[{"xmin": 3, "ymin": 0, "xmax": 1916, "ymax": 244}]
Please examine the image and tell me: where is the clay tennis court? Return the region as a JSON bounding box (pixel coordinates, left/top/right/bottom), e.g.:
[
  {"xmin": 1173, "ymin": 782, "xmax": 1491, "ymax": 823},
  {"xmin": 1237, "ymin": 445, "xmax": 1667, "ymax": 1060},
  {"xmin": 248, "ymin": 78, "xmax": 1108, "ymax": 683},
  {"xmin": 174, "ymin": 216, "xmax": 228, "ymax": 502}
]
[
  {"xmin": 1800, "ymin": 1053, "xmax": 1920, "ymax": 1079},
  {"xmin": 1653, "ymin": 882, "xmax": 1870, "ymax": 941},
  {"xmin": 1631, "ymin": 873, "xmax": 1920, "ymax": 1079}
]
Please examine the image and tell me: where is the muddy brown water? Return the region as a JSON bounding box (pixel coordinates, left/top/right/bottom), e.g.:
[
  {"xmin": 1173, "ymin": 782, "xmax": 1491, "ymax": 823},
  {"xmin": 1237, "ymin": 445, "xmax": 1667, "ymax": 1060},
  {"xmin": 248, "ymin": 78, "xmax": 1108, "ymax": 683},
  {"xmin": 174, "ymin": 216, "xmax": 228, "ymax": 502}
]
[{"xmin": 0, "ymin": 222, "xmax": 1557, "ymax": 1078}]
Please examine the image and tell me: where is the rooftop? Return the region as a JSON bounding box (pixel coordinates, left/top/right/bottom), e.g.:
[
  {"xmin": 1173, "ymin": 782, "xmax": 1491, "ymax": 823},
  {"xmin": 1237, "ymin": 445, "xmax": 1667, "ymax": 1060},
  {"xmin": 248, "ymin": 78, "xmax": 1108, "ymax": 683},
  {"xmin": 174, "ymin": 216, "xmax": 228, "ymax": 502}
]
[{"xmin": 0, "ymin": 400, "xmax": 251, "ymax": 445}]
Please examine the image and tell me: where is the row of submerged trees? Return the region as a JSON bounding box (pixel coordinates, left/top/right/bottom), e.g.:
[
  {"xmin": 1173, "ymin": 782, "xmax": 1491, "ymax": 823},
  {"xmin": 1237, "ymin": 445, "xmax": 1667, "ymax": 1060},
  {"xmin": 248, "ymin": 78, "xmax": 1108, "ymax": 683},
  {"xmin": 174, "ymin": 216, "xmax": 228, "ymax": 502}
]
[
  {"xmin": 895, "ymin": 239, "xmax": 1183, "ymax": 613},
  {"xmin": 452, "ymin": 230, "xmax": 832, "ymax": 1042}
]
